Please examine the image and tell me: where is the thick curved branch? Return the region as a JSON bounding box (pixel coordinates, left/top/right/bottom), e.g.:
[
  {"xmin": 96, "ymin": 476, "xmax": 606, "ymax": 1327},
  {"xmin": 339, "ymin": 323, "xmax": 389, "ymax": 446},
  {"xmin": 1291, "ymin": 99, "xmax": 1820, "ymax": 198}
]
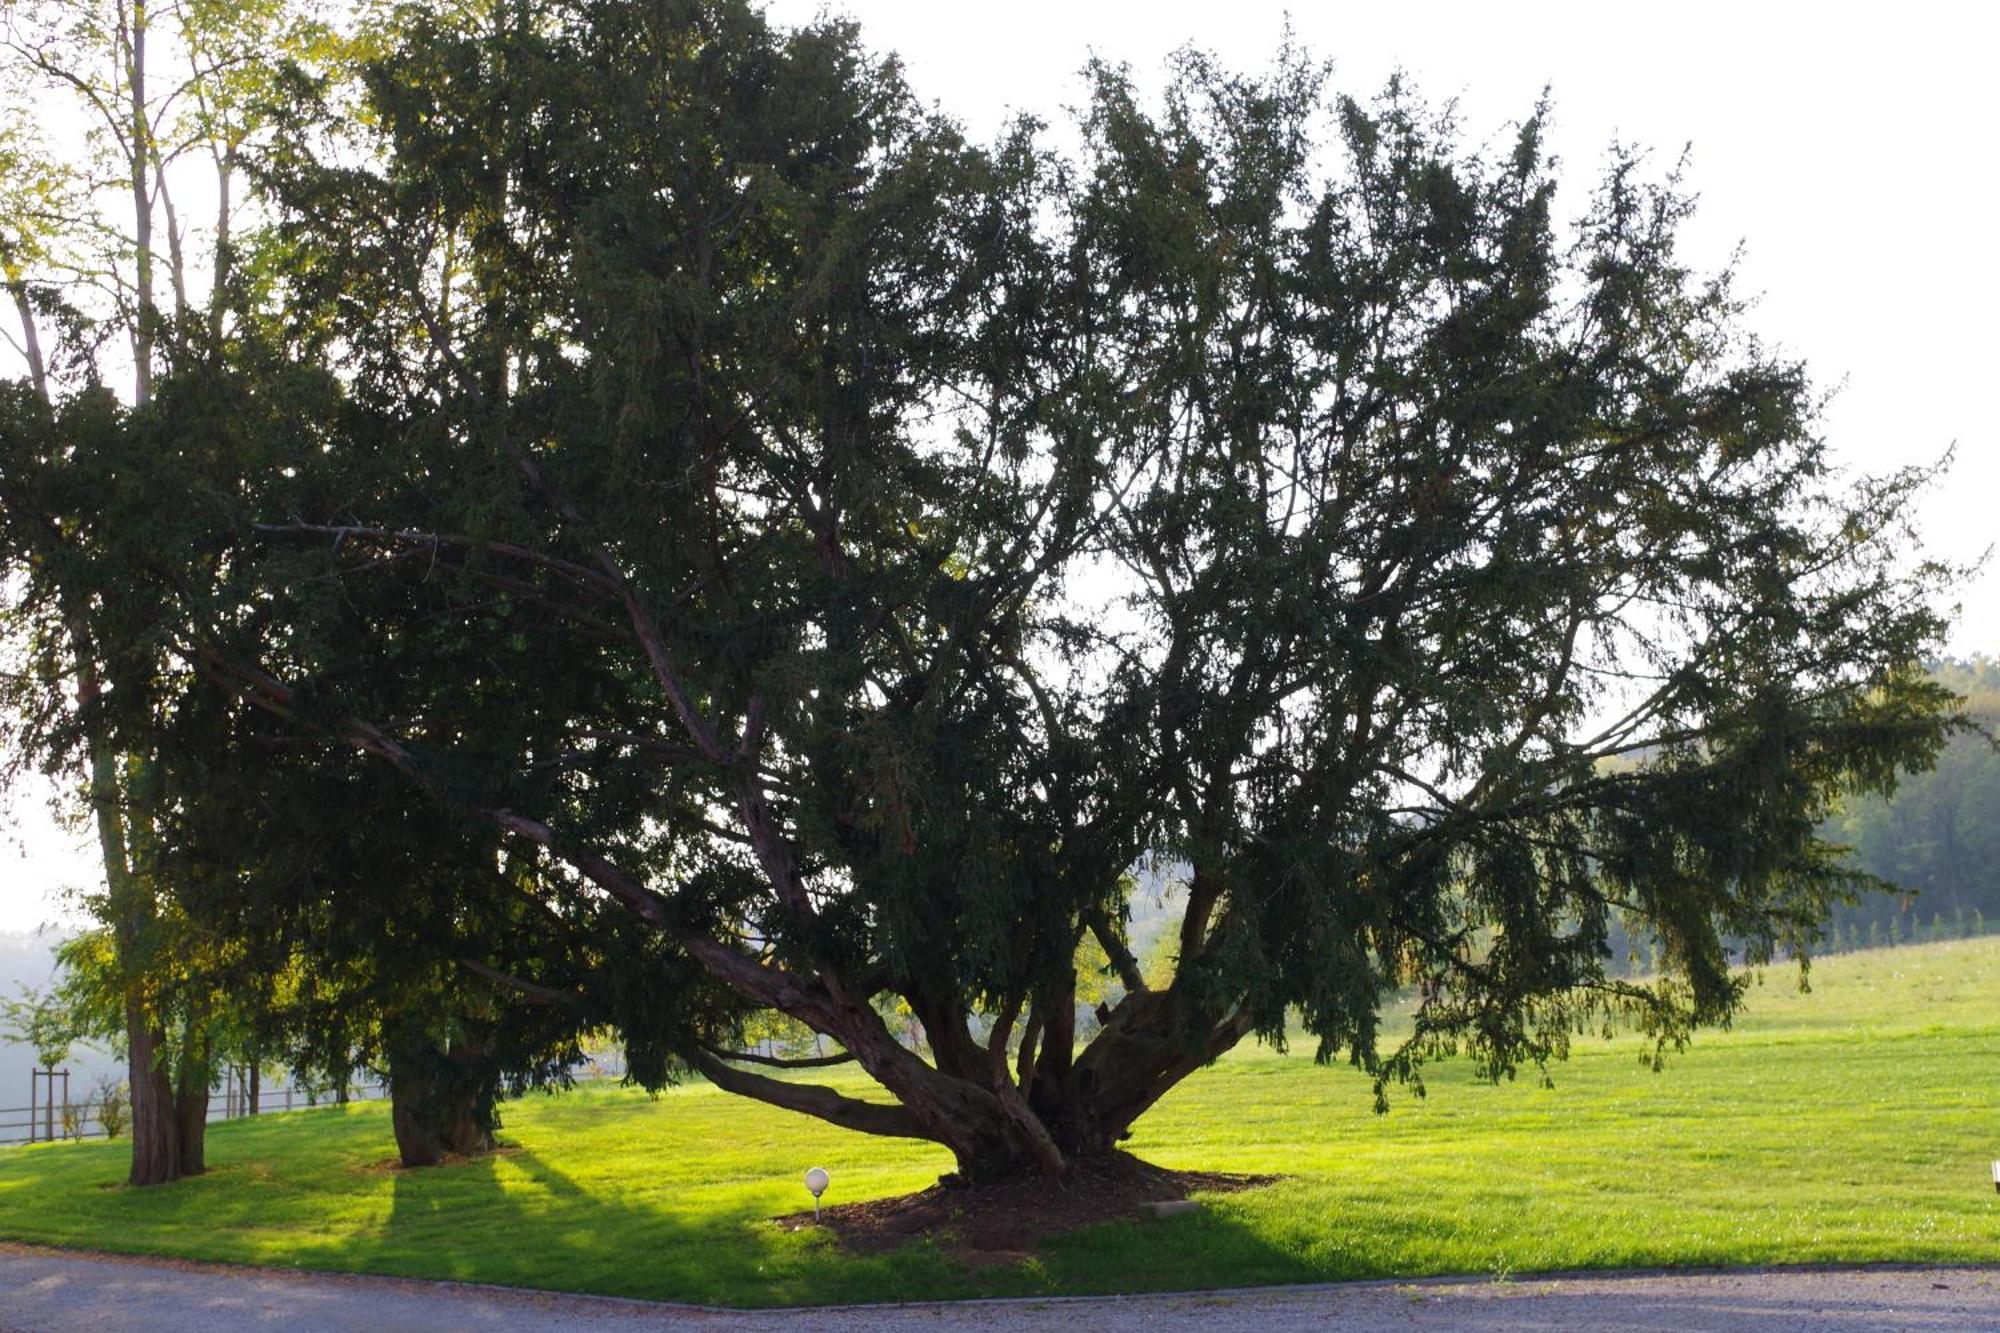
[
  {"xmin": 697, "ymin": 1041, "xmax": 854, "ymax": 1070},
  {"xmin": 681, "ymin": 1046, "xmax": 925, "ymax": 1140}
]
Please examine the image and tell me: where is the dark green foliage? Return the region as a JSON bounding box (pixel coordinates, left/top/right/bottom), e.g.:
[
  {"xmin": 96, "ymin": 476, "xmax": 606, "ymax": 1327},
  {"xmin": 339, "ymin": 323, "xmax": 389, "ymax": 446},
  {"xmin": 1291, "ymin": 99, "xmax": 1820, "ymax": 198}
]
[{"xmin": 1, "ymin": 0, "xmax": 1966, "ymax": 1180}]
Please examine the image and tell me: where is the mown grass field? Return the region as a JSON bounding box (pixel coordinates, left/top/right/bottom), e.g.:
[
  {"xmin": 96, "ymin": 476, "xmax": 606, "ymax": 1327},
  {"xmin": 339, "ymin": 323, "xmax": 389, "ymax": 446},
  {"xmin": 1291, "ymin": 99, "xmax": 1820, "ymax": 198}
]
[{"xmin": 1, "ymin": 937, "xmax": 1996, "ymax": 1307}]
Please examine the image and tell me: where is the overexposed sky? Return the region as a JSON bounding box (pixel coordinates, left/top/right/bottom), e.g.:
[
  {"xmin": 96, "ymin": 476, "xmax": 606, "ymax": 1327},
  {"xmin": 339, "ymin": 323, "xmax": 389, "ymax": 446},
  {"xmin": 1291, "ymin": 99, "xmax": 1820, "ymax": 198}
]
[
  {"xmin": 3, "ymin": 0, "xmax": 1994, "ymax": 933},
  {"xmin": 762, "ymin": 0, "xmax": 1995, "ymax": 640}
]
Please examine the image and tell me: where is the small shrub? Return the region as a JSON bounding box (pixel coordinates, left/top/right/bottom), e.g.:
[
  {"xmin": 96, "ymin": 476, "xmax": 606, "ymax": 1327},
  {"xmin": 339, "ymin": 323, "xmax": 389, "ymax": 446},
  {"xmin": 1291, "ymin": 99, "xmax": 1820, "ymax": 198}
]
[{"xmin": 94, "ymin": 1078, "xmax": 129, "ymax": 1140}]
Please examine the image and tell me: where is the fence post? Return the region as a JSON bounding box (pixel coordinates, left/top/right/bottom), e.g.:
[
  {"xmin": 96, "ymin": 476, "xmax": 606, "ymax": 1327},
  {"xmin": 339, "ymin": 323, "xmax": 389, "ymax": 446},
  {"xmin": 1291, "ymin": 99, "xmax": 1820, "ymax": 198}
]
[
  {"xmin": 60, "ymin": 1070, "xmax": 70, "ymax": 1141},
  {"xmin": 27, "ymin": 1069, "xmax": 36, "ymax": 1145}
]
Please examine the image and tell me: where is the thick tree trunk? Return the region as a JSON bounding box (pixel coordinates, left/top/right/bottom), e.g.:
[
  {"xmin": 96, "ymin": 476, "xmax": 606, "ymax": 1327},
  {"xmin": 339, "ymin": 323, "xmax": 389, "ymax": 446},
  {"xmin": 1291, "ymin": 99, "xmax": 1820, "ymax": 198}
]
[
  {"xmin": 440, "ymin": 1093, "xmax": 496, "ymax": 1157},
  {"xmin": 124, "ymin": 1012, "xmax": 179, "ymax": 1187},
  {"xmin": 388, "ymin": 1035, "xmax": 498, "ymax": 1169},
  {"xmin": 389, "ymin": 1079, "xmax": 448, "ymax": 1167},
  {"xmin": 390, "ymin": 1079, "xmax": 495, "ymax": 1166},
  {"xmin": 939, "ymin": 991, "xmax": 1256, "ymax": 1184}
]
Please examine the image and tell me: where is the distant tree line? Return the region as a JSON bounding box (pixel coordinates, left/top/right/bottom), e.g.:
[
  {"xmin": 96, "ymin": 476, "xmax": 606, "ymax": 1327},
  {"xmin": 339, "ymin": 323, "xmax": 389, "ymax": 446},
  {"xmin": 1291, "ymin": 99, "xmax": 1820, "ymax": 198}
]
[
  {"xmin": 1597, "ymin": 657, "xmax": 1996, "ymax": 971},
  {"xmin": 1818, "ymin": 658, "xmax": 1999, "ymax": 947}
]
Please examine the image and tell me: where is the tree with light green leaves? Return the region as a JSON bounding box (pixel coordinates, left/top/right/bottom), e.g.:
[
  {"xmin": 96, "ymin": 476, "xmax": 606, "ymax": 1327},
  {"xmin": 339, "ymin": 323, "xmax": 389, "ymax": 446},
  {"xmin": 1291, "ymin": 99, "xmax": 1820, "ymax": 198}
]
[{"xmin": 0, "ymin": 0, "xmax": 330, "ymax": 1184}]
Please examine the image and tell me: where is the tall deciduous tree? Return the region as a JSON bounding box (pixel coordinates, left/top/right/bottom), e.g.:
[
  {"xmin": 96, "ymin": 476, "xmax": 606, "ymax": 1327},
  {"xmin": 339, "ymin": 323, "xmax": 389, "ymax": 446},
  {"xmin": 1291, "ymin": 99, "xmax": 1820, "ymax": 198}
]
[
  {"xmin": 13, "ymin": 0, "xmax": 1965, "ymax": 1185},
  {"xmin": 0, "ymin": 0, "xmax": 325, "ymax": 1184}
]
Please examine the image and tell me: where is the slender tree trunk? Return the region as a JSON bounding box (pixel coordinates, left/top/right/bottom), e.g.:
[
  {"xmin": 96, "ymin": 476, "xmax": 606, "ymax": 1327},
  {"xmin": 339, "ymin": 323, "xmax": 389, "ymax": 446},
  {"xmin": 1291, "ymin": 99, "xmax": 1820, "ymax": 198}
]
[
  {"xmin": 78, "ymin": 639, "xmax": 184, "ymax": 1188},
  {"xmin": 126, "ymin": 0, "xmax": 155, "ymax": 405},
  {"xmin": 172, "ymin": 1026, "xmax": 211, "ymax": 1175},
  {"xmin": 173, "ymin": 1066, "xmax": 208, "ymax": 1175},
  {"xmin": 247, "ymin": 1061, "xmax": 260, "ymax": 1116},
  {"xmin": 207, "ymin": 152, "xmax": 235, "ymax": 343}
]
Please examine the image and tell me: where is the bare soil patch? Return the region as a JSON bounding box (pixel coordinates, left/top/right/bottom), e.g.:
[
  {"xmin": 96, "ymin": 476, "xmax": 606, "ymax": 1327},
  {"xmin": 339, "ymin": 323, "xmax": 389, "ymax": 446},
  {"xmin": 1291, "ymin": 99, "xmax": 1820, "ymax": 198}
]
[{"xmin": 773, "ymin": 1151, "xmax": 1277, "ymax": 1258}]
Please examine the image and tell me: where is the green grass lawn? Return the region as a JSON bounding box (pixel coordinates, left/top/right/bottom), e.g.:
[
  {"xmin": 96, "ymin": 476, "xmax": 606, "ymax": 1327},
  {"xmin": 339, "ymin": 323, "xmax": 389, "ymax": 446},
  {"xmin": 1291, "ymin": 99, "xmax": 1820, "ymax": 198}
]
[{"xmin": 2, "ymin": 937, "xmax": 1996, "ymax": 1306}]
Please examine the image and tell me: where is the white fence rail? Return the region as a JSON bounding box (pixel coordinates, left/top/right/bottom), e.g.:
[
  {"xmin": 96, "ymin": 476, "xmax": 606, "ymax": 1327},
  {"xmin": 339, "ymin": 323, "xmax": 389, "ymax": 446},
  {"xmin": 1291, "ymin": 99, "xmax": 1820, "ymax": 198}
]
[
  {"xmin": 0, "ymin": 1068, "xmax": 388, "ymax": 1147},
  {"xmin": 2, "ymin": 1053, "xmax": 627, "ymax": 1148}
]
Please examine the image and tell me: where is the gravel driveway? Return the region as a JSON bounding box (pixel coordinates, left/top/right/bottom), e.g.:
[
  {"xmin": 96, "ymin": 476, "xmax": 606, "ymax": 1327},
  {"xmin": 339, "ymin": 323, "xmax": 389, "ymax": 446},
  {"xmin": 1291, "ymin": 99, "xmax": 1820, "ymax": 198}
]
[{"xmin": 2, "ymin": 1246, "xmax": 1995, "ymax": 1331}]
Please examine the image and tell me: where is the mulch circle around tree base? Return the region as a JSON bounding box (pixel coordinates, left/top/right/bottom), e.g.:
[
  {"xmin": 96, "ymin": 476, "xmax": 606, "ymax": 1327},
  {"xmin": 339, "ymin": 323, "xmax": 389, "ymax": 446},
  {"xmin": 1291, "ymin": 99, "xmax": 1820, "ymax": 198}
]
[{"xmin": 773, "ymin": 1151, "xmax": 1278, "ymax": 1262}]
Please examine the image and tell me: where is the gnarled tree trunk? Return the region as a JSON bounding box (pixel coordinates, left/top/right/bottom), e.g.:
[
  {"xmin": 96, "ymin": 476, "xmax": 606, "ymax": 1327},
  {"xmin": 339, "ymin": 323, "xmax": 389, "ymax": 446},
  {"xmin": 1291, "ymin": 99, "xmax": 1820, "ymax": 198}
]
[
  {"xmin": 687, "ymin": 960, "xmax": 1254, "ymax": 1187},
  {"xmin": 387, "ymin": 1030, "xmax": 498, "ymax": 1168}
]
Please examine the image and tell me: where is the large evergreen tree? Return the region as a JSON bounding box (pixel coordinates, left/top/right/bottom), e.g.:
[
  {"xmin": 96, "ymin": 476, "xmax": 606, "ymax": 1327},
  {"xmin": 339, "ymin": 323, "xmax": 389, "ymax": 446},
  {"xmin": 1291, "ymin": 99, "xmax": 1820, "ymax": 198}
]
[{"xmin": 6, "ymin": 0, "xmax": 1962, "ymax": 1184}]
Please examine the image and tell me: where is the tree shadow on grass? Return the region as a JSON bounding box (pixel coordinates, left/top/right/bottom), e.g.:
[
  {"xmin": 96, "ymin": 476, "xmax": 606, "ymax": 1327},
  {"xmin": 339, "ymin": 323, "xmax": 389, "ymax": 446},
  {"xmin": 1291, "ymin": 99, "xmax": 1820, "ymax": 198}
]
[
  {"xmin": 5, "ymin": 1113, "xmax": 1340, "ymax": 1308},
  {"xmin": 275, "ymin": 1140, "xmax": 1344, "ymax": 1308},
  {"xmin": 274, "ymin": 1141, "xmax": 990, "ymax": 1307}
]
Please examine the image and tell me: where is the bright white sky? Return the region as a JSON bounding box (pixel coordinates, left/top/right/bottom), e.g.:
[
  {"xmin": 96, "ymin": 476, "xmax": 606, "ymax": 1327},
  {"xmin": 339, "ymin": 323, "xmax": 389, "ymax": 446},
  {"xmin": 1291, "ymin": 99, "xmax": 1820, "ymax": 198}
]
[{"xmin": 2, "ymin": 0, "xmax": 1994, "ymax": 933}]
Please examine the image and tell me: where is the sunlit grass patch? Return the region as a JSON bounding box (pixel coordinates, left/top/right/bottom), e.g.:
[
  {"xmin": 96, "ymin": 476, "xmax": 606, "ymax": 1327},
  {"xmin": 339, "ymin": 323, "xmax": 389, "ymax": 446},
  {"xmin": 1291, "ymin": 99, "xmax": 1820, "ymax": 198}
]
[{"xmin": 2, "ymin": 937, "xmax": 1996, "ymax": 1306}]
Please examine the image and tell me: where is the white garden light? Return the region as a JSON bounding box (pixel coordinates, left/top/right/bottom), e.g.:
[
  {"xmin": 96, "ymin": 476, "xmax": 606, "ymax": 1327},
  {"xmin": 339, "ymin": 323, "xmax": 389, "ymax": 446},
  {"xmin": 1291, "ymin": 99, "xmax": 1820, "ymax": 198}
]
[{"xmin": 804, "ymin": 1166, "xmax": 831, "ymax": 1220}]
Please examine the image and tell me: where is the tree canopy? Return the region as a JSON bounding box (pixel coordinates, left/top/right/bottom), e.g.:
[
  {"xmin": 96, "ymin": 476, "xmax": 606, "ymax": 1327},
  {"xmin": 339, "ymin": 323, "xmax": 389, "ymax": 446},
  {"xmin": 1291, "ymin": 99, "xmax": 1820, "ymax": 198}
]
[{"xmin": 0, "ymin": 0, "xmax": 1962, "ymax": 1184}]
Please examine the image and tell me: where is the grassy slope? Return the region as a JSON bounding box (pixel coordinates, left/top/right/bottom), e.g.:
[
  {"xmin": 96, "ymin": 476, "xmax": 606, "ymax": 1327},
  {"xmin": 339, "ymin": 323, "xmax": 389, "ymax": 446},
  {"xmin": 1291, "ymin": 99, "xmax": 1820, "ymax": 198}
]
[{"xmin": 1, "ymin": 938, "xmax": 1995, "ymax": 1306}]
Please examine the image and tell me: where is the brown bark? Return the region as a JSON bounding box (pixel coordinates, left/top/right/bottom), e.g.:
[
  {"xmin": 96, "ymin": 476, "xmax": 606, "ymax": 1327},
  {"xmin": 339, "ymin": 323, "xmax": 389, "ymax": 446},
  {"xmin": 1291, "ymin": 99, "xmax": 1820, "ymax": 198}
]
[
  {"xmin": 79, "ymin": 625, "xmax": 186, "ymax": 1189},
  {"xmin": 173, "ymin": 1063, "xmax": 208, "ymax": 1176},
  {"xmin": 391, "ymin": 1079, "xmax": 495, "ymax": 1166},
  {"xmin": 388, "ymin": 1031, "xmax": 498, "ymax": 1168},
  {"xmin": 124, "ymin": 1014, "xmax": 178, "ymax": 1187},
  {"xmin": 389, "ymin": 1084, "xmax": 445, "ymax": 1168},
  {"xmin": 686, "ymin": 1047, "xmax": 923, "ymax": 1139}
]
